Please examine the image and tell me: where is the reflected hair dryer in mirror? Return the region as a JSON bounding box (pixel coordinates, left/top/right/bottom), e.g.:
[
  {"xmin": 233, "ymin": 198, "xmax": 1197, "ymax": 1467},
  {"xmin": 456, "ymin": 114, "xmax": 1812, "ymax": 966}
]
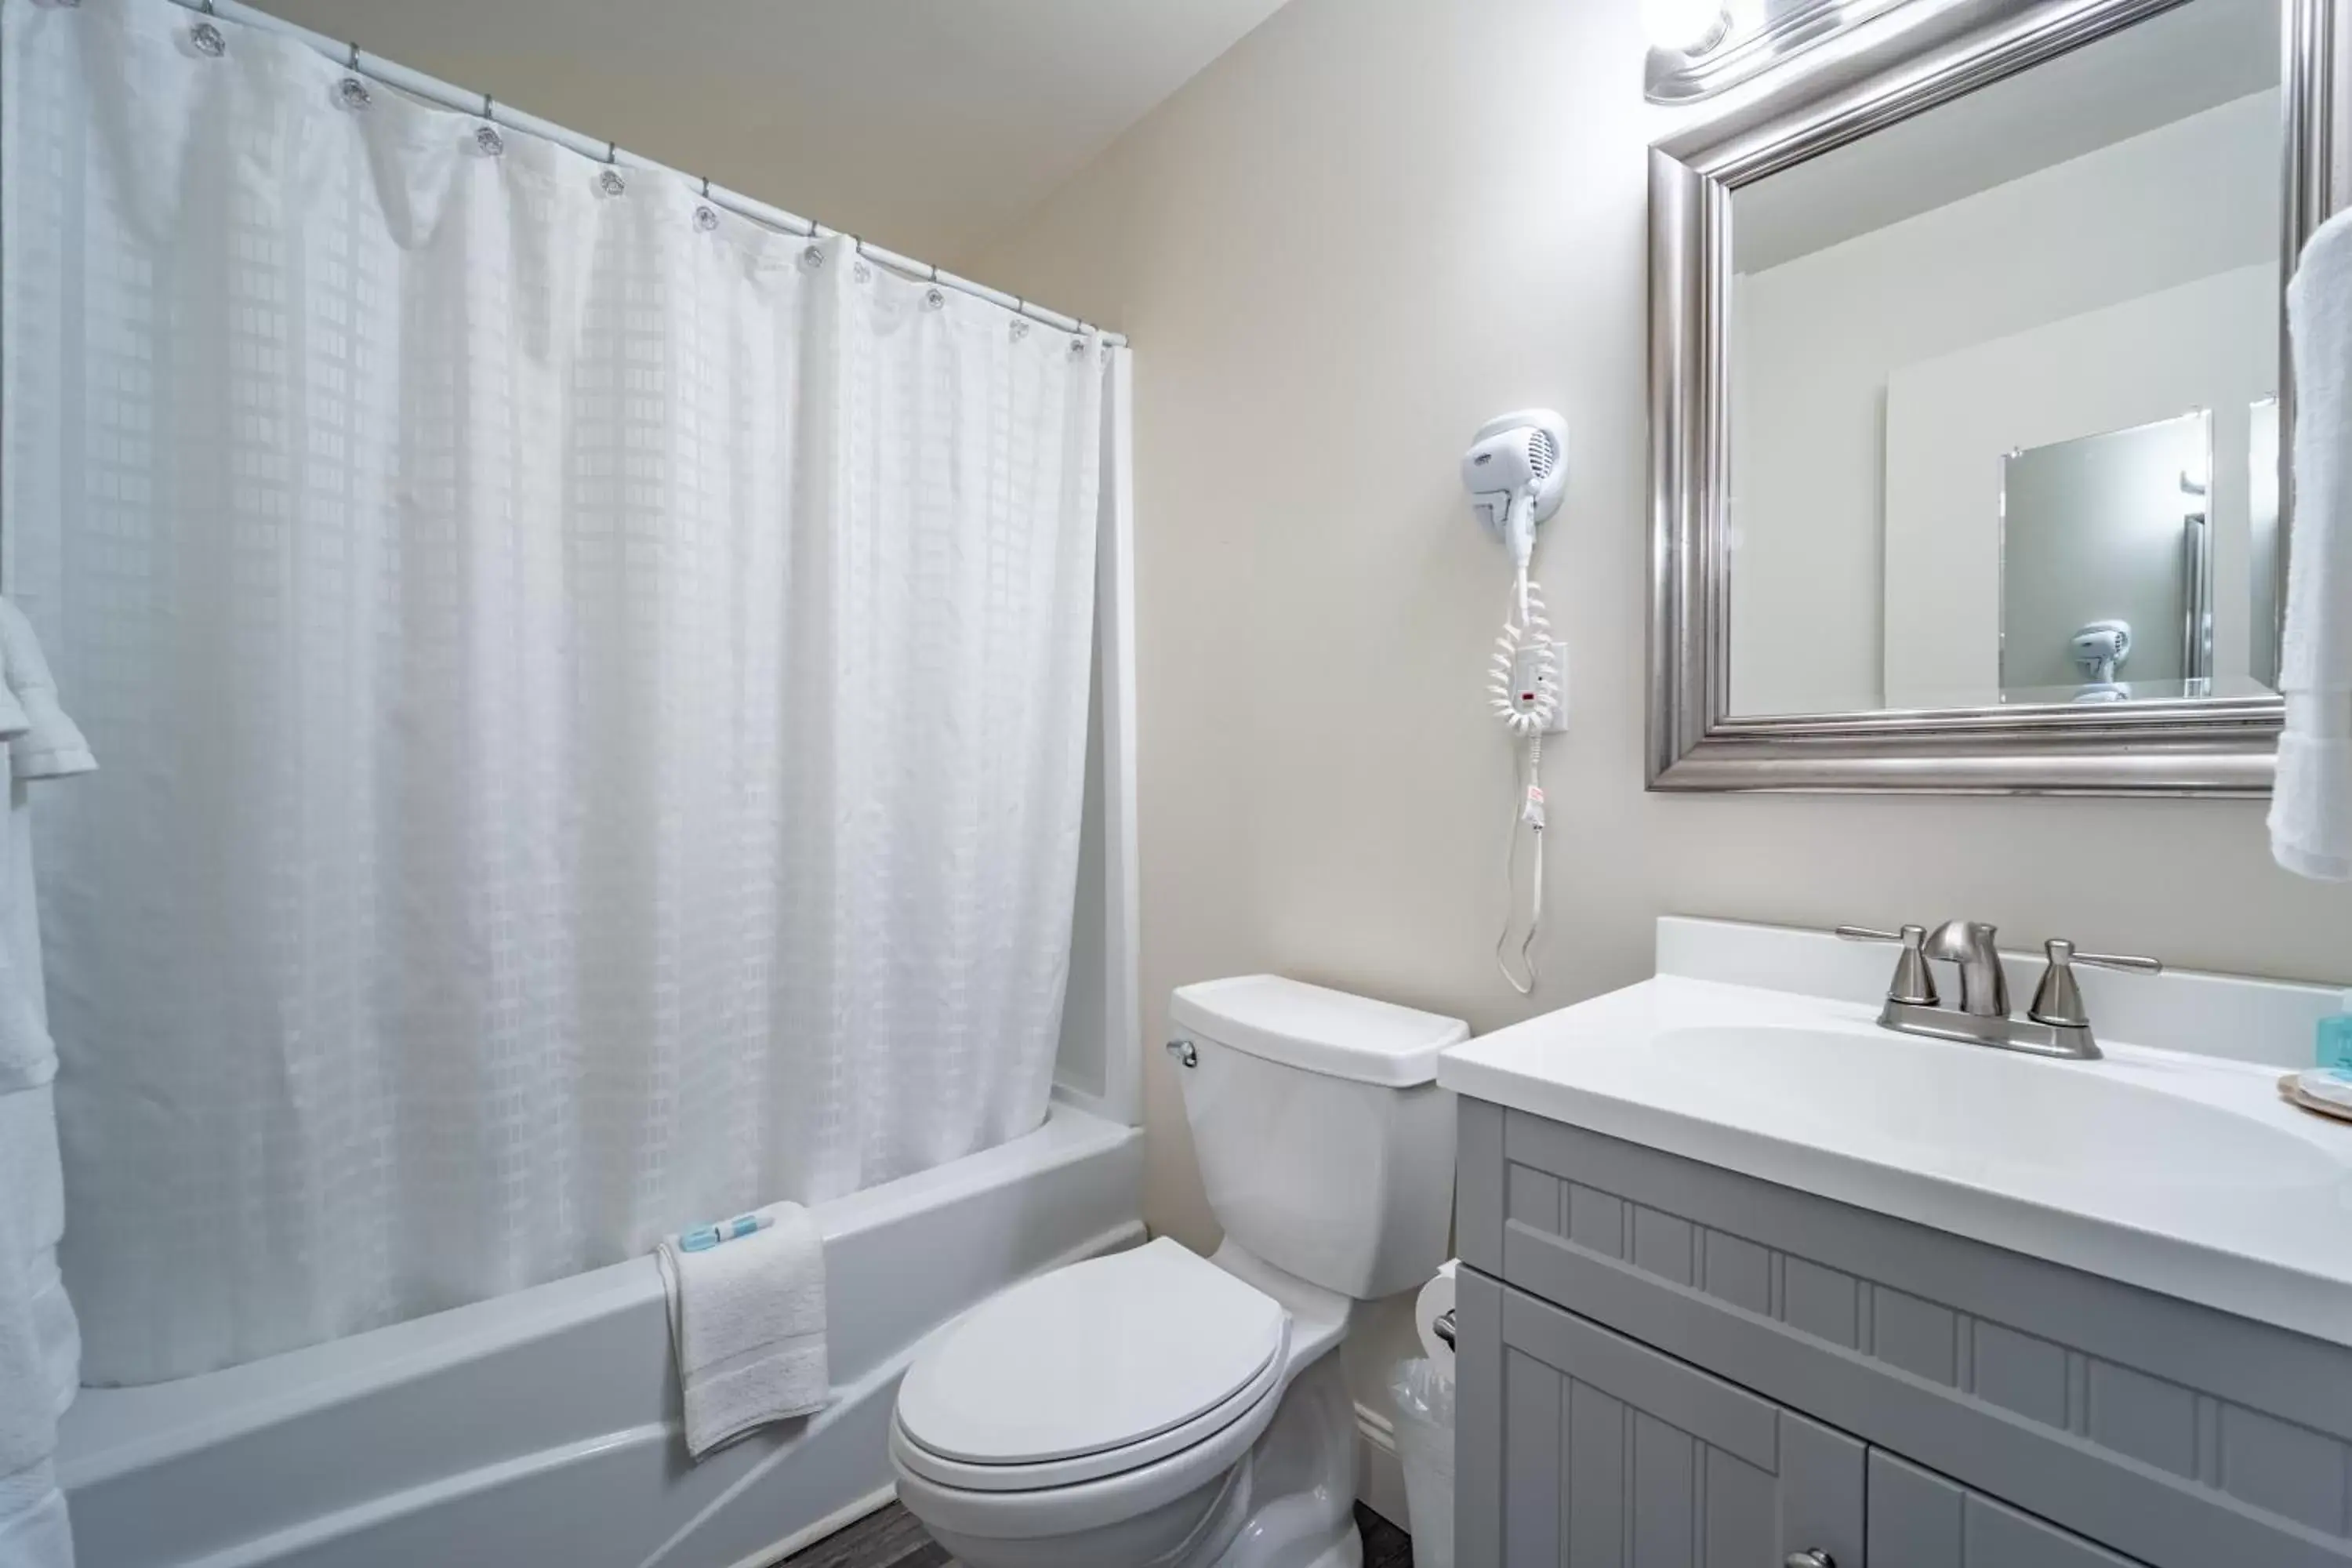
[{"xmin": 2071, "ymin": 619, "xmax": 2132, "ymax": 685}]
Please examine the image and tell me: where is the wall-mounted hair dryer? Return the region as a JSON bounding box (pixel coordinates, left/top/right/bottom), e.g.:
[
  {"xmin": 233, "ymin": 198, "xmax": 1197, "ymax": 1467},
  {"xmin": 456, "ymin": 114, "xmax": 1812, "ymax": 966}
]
[
  {"xmin": 1462, "ymin": 410, "xmax": 1569, "ymax": 574},
  {"xmin": 1464, "ymin": 409, "xmax": 1570, "ymax": 999},
  {"xmin": 2071, "ymin": 619, "xmax": 2131, "ymax": 684}
]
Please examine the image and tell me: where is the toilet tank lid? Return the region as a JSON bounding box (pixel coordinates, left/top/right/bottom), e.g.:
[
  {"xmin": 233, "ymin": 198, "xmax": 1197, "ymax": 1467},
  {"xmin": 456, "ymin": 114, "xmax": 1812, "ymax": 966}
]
[{"xmin": 1169, "ymin": 975, "xmax": 1468, "ymax": 1087}]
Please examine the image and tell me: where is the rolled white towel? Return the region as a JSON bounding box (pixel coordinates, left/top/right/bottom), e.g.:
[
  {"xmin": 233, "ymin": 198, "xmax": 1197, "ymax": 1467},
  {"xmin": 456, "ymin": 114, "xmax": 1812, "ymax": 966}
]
[
  {"xmin": 655, "ymin": 1206, "xmax": 829, "ymax": 1459},
  {"xmin": 2274, "ymin": 208, "xmax": 2352, "ymax": 877},
  {"xmin": 0, "ymin": 601, "xmax": 91, "ymax": 782}
]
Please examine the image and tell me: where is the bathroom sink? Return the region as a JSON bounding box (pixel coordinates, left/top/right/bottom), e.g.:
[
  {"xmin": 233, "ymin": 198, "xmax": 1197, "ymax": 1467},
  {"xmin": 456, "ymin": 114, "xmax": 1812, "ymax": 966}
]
[
  {"xmin": 1437, "ymin": 966, "xmax": 2352, "ymax": 1347},
  {"xmin": 1647, "ymin": 1023, "xmax": 2343, "ymax": 1194}
]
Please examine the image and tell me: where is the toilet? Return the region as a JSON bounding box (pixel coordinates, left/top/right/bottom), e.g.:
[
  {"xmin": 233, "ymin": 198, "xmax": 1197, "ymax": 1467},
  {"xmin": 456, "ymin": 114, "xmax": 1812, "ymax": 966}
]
[{"xmin": 889, "ymin": 975, "xmax": 1466, "ymax": 1568}]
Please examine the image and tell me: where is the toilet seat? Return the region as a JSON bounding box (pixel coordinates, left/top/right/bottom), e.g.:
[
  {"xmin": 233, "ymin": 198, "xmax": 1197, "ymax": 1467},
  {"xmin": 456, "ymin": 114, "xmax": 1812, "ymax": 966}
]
[{"xmin": 894, "ymin": 1239, "xmax": 1290, "ymax": 1493}]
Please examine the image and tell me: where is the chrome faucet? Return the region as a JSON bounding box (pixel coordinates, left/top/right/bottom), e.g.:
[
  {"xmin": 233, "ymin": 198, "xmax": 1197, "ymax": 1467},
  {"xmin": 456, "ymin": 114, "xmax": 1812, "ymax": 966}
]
[
  {"xmin": 1919, "ymin": 920, "xmax": 2007, "ymax": 1017},
  {"xmin": 1836, "ymin": 922, "xmax": 2158, "ymax": 1060}
]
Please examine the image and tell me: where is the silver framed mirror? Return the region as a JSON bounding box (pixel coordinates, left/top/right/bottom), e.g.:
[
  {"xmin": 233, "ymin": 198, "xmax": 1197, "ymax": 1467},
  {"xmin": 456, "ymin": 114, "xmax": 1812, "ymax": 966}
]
[{"xmin": 1649, "ymin": 0, "xmax": 2347, "ymax": 794}]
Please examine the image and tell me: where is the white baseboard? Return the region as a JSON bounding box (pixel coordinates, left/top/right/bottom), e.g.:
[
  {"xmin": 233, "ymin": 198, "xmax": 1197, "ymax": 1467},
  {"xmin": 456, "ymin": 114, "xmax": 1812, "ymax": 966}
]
[
  {"xmin": 1354, "ymin": 1400, "xmax": 1410, "ymax": 1534},
  {"xmin": 740, "ymin": 1482, "xmax": 896, "ymax": 1568}
]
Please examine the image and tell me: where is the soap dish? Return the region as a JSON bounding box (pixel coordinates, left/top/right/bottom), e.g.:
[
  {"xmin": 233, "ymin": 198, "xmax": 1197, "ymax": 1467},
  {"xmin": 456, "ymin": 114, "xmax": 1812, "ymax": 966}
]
[{"xmin": 2278, "ymin": 1073, "xmax": 2352, "ymax": 1126}]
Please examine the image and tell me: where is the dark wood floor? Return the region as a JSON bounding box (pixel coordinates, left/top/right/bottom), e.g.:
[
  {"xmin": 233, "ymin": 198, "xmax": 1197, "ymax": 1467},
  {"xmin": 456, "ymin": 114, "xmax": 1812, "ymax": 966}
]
[
  {"xmin": 1359, "ymin": 1502, "xmax": 1416, "ymax": 1568},
  {"xmin": 782, "ymin": 1503, "xmax": 949, "ymax": 1568},
  {"xmin": 783, "ymin": 1499, "xmax": 1414, "ymax": 1568}
]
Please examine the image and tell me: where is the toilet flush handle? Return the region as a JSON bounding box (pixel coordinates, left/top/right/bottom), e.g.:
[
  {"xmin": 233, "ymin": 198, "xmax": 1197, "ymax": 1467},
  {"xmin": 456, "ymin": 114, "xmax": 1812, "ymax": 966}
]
[{"xmin": 1165, "ymin": 1038, "xmax": 1198, "ymax": 1068}]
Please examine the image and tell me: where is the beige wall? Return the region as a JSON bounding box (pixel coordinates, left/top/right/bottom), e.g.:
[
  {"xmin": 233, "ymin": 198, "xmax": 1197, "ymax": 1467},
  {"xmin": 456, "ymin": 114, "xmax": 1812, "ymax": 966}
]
[{"xmin": 970, "ymin": 0, "xmax": 2352, "ymax": 1258}]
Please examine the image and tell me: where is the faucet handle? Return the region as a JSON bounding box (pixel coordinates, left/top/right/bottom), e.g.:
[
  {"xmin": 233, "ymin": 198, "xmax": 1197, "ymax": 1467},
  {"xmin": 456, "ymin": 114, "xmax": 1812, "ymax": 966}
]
[
  {"xmin": 2071, "ymin": 947, "xmax": 2161, "ymax": 975},
  {"xmin": 1835, "ymin": 924, "xmax": 1938, "ymax": 1007},
  {"xmin": 2029, "ymin": 938, "xmax": 2160, "ymax": 1029}
]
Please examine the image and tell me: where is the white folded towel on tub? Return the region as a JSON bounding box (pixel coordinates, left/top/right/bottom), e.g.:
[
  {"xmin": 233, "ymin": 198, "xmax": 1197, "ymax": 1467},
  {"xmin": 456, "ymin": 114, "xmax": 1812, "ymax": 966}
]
[
  {"xmin": 2274, "ymin": 206, "xmax": 2352, "ymax": 878},
  {"xmin": 655, "ymin": 1206, "xmax": 829, "ymax": 1459}
]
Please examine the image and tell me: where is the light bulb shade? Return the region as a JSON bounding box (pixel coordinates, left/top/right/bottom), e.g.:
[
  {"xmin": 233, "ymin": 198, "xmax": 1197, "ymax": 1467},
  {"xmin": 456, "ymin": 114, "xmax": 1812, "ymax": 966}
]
[{"xmin": 1642, "ymin": 0, "xmax": 1730, "ymax": 53}]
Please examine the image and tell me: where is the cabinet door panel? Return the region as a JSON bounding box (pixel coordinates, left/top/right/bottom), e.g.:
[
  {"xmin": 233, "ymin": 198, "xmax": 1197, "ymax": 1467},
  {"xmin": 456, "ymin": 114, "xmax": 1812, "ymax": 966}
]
[
  {"xmin": 1505, "ymin": 1342, "xmax": 1566, "ymax": 1561},
  {"xmin": 1458, "ymin": 1269, "xmax": 1864, "ymax": 1568},
  {"xmin": 1564, "ymin": 1370, "xmax": 1628, "ymax": 1564},
  {"xmin": 1628, "ymin": 1407, "xmax": 1700, "ymax": 1564},
  {"xmin": 1868, "ymin": 1449, "xmax": 2151, "ymax": 1568}
]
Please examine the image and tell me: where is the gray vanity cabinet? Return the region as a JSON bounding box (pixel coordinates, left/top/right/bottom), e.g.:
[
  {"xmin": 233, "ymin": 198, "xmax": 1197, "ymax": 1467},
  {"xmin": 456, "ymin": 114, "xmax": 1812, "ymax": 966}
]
[
  {"xmin": 1456, "ymin": 1265, "xmax": 1865, "ymax": 1567},
  {"xmin": 1455, "ymin": 1099, "xmax": 2352, "ymax": 1568},
  {"xmin": 1867, "ymin": 1450, "xmax": 2145, "ymax": 1568},
  {"xmin": 1457, "ymin": 1261, "xmax": 2143, "ymax": 1567}
]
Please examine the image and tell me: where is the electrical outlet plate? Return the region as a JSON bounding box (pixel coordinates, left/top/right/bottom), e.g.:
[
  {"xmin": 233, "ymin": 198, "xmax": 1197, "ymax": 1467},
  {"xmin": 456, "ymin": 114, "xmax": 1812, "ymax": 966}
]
[{"xmin": 1511, "ymin": 640, "xmax": 1569, "ymax": 735}]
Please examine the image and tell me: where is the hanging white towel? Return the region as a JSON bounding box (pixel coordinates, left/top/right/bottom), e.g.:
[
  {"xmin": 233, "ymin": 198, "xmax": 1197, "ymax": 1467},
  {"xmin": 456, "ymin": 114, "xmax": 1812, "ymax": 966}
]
[
  {"xmin": 0, "ymin": 1462, "xmax": 74, "ymax": 1568},
  {"xmin": 2273, "ymin": 207, "xmax": 2352, "ymax": 879},
  {"xmin": 0, "ymin": 597, "xmax": 90, "ymax": 1568},
  {"xmin": 0, "ymin": 684, "xmax": 30, "ymax": 757},
  {"xmin": 654, "ymin": 1207, "xmax": 829, "ymax": 1460},
  {"xmin": 0, "ymin": 1085, "xmax": 74, "ymax": 1413},
  {"xmin": 0, "ymin": 1096, "xmax": 74, "ymax": 1468},
  {"xmin": 0, "ymin": 944, "xmax": 53, "ymax": 1098},
  {"xmin": 0, "ymin": 604, "xmax": 92, "ymax": 782}
]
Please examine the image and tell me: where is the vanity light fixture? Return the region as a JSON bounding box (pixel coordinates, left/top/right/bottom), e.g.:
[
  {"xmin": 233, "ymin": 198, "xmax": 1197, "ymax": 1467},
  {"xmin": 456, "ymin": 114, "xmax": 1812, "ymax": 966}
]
[
  {"xmin": 1642, "ymin": 0, "xmax": 1926, "ymax": 105},
  {"xmin": 1640, "ymin": 0, "xmax": 1732, "ymax": 54}
]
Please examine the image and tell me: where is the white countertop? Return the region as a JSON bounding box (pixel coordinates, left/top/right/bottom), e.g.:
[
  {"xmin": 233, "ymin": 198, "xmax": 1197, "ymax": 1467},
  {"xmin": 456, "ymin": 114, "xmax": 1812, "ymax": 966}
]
[{"xmin": 1437, "ymin": 920, "xmax": 2352, "ymax": 1347}]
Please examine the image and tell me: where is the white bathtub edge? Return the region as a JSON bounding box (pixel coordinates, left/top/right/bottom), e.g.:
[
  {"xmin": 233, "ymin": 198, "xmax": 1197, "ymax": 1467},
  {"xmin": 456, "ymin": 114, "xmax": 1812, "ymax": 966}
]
[
  {"xmin": 61, "ymin": 1102, "xmax": 1138, "ymax": 1487},
  {"xmin": 60, "ymin": 1105, "xmax": 1145, "ymax": 1568}
]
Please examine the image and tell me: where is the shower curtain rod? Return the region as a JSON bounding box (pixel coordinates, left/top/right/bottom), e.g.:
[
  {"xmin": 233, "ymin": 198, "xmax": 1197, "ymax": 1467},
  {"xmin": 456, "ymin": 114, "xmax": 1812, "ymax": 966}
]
[{"xmin": 164, "ymin": 0, "xmax": 1129, "ymax": 348}]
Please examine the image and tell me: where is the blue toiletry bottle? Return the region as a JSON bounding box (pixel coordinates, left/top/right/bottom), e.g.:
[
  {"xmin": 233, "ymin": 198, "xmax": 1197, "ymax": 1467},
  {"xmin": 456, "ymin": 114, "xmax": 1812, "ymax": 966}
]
[
  {"xmin": 678, "ymin": 1214, "xmax": 768, "ymax": 1253},
  {"xmin": 2318, "ymin": 992, "xmax": 2352, "ymax": 1072}
]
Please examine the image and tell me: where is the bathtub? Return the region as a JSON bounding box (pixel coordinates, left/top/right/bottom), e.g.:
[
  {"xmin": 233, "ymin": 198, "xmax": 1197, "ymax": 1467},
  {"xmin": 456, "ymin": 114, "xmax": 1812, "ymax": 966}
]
[{"xmin": 53, "ymin": 1102, "xmax": 1144, "ymax": 1568}]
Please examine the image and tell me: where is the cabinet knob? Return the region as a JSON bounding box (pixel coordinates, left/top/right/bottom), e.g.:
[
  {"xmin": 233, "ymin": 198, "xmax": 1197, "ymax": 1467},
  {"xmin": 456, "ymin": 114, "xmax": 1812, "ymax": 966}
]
[{"xmin": 1784, "ymin": 1553, "xmax": 1834, "ymax": 1568}]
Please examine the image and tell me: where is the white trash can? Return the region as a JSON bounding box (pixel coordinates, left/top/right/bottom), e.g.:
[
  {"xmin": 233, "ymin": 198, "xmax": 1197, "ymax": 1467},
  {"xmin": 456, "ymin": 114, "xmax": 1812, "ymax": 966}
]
[{"xmin": 1389, "ymin": 1356, "xmax": 1455, "ymax": 1568}]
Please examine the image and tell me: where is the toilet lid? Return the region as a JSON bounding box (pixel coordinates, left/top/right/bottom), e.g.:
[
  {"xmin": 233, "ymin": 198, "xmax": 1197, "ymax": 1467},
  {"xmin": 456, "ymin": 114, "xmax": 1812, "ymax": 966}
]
[{"xmin": 896, "ymin": 1238, "xmax": 1287, "ymax": 1467}]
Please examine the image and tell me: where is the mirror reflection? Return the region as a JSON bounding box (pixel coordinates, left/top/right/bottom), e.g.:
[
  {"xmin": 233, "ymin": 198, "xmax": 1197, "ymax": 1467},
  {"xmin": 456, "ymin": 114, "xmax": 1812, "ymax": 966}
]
[
  {"xmin": 1998, "ymin": 412, "xmax": 2216, "ymax": 705},
  {"xmin": 1724, "ymin": 0, "xmax": 2281, "ymax": 716}
]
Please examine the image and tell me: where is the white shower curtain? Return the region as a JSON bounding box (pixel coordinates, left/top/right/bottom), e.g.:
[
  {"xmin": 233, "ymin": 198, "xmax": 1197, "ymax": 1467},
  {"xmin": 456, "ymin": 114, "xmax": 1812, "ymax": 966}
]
[{"xmin": 2, "ymin": 0, "xmax": 1112, "ymax": 1383}]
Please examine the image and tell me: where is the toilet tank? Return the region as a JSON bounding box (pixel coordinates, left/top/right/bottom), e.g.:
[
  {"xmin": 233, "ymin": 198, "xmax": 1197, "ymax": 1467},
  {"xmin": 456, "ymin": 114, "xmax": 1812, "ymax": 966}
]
[{"xmin": 1167, "ymin": 976, "xmax": 1466, "ymax": 1301}]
